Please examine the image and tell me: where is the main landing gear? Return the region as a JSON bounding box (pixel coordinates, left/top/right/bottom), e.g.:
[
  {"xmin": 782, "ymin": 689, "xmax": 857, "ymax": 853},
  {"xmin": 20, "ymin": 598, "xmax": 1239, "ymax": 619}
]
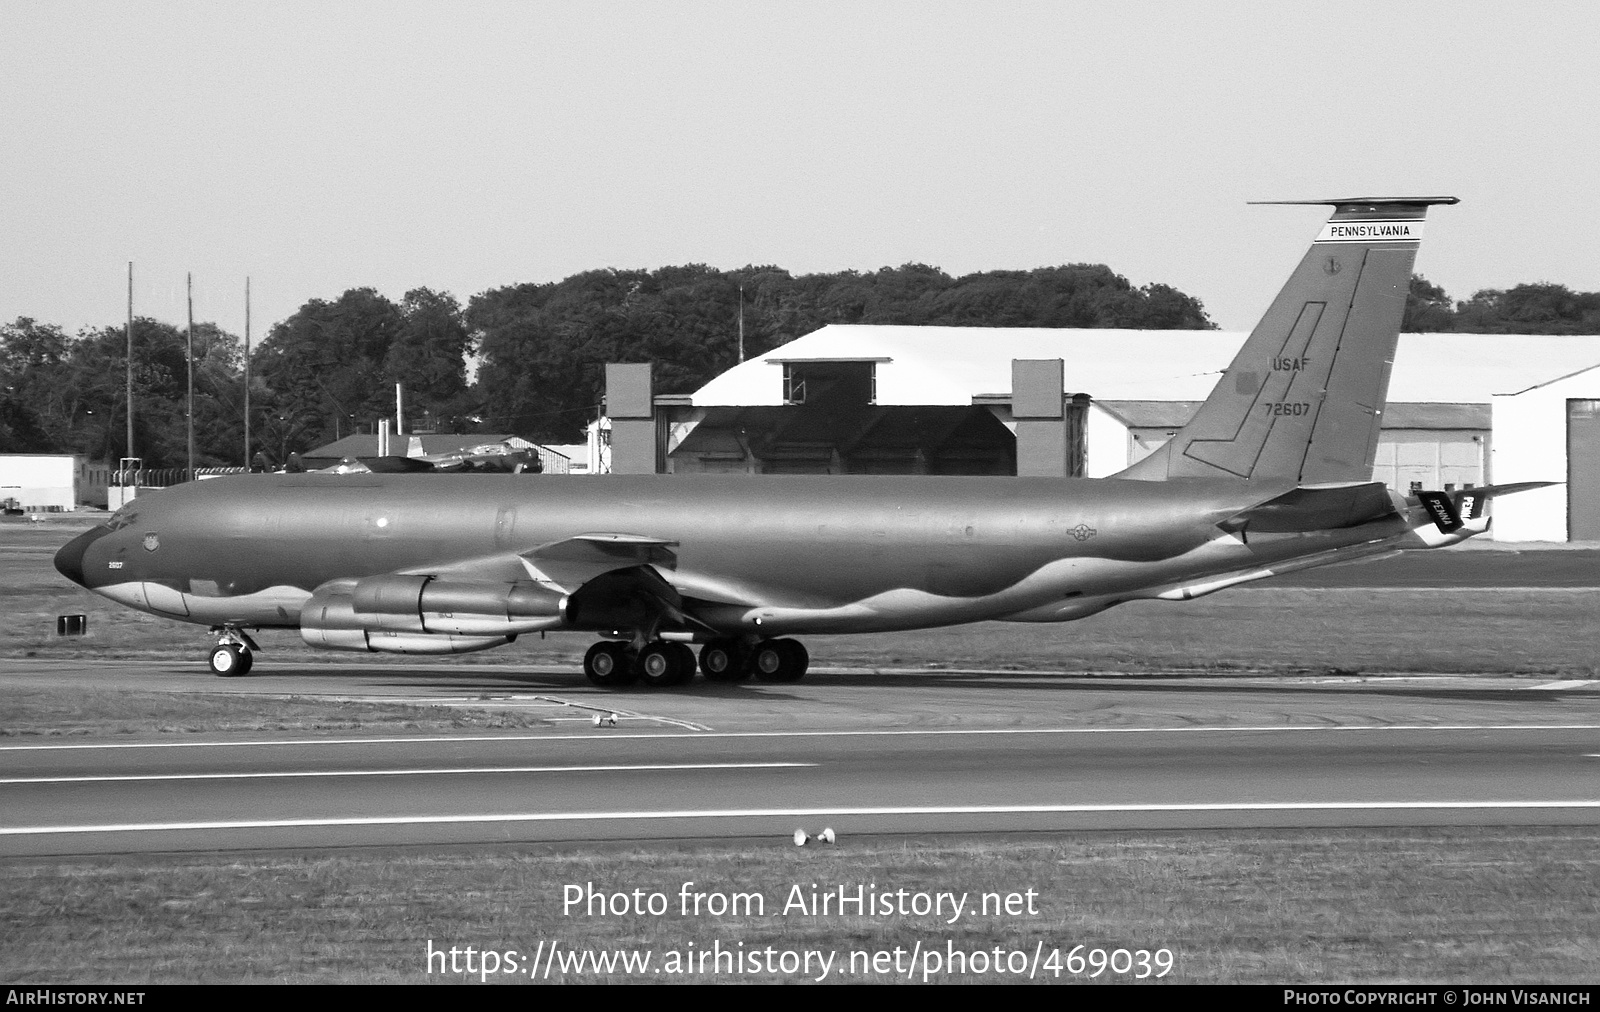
[
  {"xmin": 207, "ymin": 626, "xmax": 260, "ymax": 677},
  {"xmin": 583, "ymin": 637, "xmax": 809, "ymax": 689},
  {"xmin": 696, "ymin": 637, "xmax": 807, "ymax": 684},
  {"xmin": 583, "ymin": 640, "xmax": 699, "ymax": 688}
]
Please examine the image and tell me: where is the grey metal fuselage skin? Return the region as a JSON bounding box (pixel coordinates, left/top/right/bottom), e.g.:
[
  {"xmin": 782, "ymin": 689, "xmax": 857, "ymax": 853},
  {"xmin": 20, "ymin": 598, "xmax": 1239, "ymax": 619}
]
[{"xmin": 56, "ymin": 471, "xmax": 1414, "ymax": 639}]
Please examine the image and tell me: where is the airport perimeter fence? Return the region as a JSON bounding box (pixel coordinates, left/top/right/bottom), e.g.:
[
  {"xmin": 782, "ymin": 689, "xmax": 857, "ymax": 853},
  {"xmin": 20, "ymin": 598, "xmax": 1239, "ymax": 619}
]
[{"xmin": 110, "ymin": 466, "xmax": 247, "ymax": 489}]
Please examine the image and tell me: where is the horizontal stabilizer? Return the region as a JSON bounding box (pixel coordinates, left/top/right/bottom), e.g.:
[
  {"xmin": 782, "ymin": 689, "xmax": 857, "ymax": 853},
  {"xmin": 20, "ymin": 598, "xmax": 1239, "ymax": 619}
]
[
  {"xmin": 1219, "ymin": 481, "xmax": 1398, "ymax": 535},
  {"xmin": 1406, "ymin": 481, "xmax": 1559, "ymax": 534},
  {"xmin": 1248, "ymin": 196, "xmax": 1460, "ymax": 208},
  {"xmin": 1449, "ymin": 482, "xmax": 1558, "ymax": 520}
]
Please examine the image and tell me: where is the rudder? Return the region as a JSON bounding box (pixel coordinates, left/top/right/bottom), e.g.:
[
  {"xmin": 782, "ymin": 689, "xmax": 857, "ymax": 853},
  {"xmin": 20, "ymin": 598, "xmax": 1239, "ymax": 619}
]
[{"xmin": 1118, "ymin": 196, "xmax": 1457, "ymax": 483}]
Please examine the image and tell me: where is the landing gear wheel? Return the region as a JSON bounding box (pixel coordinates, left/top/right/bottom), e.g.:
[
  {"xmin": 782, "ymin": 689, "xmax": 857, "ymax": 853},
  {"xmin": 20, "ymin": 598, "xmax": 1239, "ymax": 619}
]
[
  {"xmin": 209, "ymin": 644, "xmax": 249, "ymax": 677},
  {"xmin": 750, "ymin": 638, "xmax": 808, "ymax": 683},
  {"xmin": 699, "ymin": 638, "xmax": 749, "ymax": 682},
  {"xmin": 584, "ymin": 641, "xmax": 637, "ymax": 688},
  {"xmin": 782, "ymin": 638, "xmax": 808, "ymax": 675},
  {"xmin": 637, "ymin": 642, "xmax": 691, "ymax": 688},
  {"xmin": 669, "ymin": 643, "xmax": 698, "ymax": 685}
]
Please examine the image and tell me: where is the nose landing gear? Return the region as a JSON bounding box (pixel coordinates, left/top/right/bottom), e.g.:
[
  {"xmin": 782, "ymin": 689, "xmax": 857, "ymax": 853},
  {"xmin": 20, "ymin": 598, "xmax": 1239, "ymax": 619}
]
[{"xmin": 207, "ymin": 627, "xmax": 260, "ymax": 677}]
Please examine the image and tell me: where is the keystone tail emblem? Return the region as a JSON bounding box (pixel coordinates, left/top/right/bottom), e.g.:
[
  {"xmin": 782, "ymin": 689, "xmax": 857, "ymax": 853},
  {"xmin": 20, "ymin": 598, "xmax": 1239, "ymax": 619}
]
[{"xmin": 142, "ymin": 533, "xmax": 160, "ymax": 552}]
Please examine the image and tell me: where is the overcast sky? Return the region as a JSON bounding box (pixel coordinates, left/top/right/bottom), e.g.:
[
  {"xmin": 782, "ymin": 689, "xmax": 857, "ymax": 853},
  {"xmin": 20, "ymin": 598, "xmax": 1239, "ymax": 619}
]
[{"xmin": 3, "ymin": 1, "xmax": 1597, "ymax": 339}]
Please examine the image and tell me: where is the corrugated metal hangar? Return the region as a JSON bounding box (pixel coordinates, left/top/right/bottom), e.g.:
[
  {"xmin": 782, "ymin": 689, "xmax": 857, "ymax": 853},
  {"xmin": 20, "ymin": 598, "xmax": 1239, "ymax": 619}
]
[{"xmin": 600, "ymin": 325, "xmax": 1600, "ymax": 542}]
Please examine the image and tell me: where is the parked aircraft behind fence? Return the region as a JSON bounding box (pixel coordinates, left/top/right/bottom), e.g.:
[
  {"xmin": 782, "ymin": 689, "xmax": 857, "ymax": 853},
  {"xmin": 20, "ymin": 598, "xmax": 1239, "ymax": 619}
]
[{"xmin": 54, "ymin": 197, "xmax": 1550, "ymax": 685}]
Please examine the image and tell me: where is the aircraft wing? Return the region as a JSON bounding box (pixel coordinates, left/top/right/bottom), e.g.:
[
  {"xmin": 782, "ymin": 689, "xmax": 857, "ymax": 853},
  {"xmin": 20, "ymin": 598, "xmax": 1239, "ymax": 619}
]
[
  {"xmin": 424, "ymin": 441, "xmax": 541, "ymax": 473},
  {"xmin": 521, "ymin": 534, "xmax": 751, "ymax": 634},
  {"xmin": 388, "ymin": 531, "xmax": 760, "ymax": 635},
  {"xmin": 1218, "ymin": 481, "xmax": 1398, "ymax": 535},
  {"xmin": 367, "ymin": 532, "xmax": 729, "ymax": 639},
  {"xmin": 521, "ymin": 533, "xmax": 680, "ymax": 592}
]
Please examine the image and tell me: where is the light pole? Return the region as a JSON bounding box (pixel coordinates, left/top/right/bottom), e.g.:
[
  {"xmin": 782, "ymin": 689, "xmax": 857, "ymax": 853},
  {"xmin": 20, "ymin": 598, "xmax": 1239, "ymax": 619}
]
[{"xmin": 186, "ymin": 273, "xmax": 195, "ymax": 482}]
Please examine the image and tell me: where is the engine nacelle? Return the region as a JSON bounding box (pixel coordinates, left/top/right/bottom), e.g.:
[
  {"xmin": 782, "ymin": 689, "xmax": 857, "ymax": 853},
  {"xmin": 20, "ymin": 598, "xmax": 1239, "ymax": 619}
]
[{"xmin": 300, "ymin": 576, "xmax": 567, "ymax": 653}]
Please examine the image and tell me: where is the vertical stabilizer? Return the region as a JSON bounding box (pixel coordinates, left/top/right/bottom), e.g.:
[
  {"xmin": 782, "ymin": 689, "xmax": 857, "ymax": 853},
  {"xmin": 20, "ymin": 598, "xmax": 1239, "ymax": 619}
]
[{"xmin": 1118, "ymin": 197, "xmax": 1457, "ymax": 483}]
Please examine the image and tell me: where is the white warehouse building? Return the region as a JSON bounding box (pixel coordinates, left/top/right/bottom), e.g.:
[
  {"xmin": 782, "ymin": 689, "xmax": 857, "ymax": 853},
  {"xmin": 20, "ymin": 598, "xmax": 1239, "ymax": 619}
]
[{"xmin": 605, "ymin": 325, "xmax": 1600, "ymax": 542}]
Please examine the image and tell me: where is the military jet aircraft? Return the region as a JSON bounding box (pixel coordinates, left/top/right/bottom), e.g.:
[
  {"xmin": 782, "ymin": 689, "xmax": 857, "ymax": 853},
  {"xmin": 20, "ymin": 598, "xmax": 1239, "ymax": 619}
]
[
  {"xmin": 313, "ymin": 438, "xmax": 544, "ymax": 475},
  {"xmin": 54, "ymin": 196, "xmax": 1549, "ymax": 685}
]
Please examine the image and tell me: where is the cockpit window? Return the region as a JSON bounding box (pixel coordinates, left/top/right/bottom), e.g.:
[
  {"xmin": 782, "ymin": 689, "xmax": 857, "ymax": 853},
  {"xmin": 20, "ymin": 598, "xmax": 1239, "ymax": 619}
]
[{"xmin": 103, "ymin": 509, "xmax": 138, "ymax": 532}]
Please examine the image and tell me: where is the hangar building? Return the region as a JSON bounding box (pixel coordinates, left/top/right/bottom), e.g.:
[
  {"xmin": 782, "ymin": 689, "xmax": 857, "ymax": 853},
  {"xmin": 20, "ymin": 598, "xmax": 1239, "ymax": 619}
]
[
  {"xmin": 600, "ymin": 326, "xmax": 1600, "ymax": 542},
  {"xmin": 0, "ymin": 454, "xmax": 109, "ymax": 511}
]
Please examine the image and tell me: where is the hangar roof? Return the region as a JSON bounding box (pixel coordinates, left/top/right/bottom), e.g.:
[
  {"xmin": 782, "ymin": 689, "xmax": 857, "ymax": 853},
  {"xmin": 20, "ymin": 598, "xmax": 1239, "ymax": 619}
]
[{"xmin": 688, "ymin": 325, "xmax": 1600, "ymax": 406}]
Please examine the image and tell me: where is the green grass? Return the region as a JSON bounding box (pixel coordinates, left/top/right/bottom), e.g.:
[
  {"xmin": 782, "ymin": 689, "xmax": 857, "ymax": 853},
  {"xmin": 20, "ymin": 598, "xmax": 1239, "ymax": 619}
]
[
  {"xmin": 4, "ymin": 828, "xmax": 1597, "ymax": 983},
  {"xmin": 0, "ymin": 687, "xmax": 561, "ymax": 739}
]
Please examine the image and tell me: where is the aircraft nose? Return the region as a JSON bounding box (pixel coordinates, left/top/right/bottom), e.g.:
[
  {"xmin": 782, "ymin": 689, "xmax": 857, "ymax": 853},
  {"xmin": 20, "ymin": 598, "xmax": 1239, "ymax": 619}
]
[{"xmin": 54, "ymin": 525, "xmax": 110, "ymax": 588}]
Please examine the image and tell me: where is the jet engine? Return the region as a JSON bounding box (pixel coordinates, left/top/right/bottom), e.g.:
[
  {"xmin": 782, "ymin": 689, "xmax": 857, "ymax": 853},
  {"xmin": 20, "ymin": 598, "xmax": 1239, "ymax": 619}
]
[{"xmin": 300, "ymin": 575, "xmax": 569, "ymax": 654}]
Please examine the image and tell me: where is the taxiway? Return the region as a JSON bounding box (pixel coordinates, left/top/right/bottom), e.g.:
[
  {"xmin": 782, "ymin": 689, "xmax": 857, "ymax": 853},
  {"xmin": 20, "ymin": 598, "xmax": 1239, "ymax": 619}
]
[{"xmin": 3, "ymin": 656, "xmax": 1597, "ymax": 857}]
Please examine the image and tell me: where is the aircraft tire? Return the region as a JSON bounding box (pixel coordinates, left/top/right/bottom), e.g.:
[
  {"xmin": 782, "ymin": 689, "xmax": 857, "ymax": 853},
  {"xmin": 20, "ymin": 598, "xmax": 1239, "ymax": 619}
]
[
  {"xmin": 209, "ymin": 644, "xmax": 248, "ymax": 677},
  {"xmin": 636, "ymin": 642, "xmax": 688, "ymax": 688},
  {"xmin": 668, "ymin": 643, "xmax": 698, "ymax": 685},
  {"xmin": 750, "ymin": 638, "xmax": 807, "ymax": 683},
  {"xmin": 235, "ymin": 649, "xmax": 254, "ymax": 676},
  {"xmin": 783, "ymin": 638, "xmax": 809, "ymax": 676},
  {"xmin": 584, "ymin": 641, "xmax": 636, "ymax": 688},
  {"xmin": 699, "ymin": 639, "xmax": 749, "ymax": 682}
]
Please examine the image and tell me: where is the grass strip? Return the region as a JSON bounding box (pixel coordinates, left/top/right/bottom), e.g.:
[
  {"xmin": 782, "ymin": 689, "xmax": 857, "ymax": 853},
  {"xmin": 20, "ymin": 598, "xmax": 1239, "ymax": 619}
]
[
  {"xmin": 2, "ymin": 827, "xmax": 1596, "ymax": 983},
  {"xmin": 0, "ymin": 687, "xmax": 559, "ymax": 739}
]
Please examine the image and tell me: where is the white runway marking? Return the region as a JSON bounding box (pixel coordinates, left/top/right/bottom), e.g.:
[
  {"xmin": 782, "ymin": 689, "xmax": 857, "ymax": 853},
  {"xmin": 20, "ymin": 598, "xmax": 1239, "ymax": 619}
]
[
  {"xmin": 0, "ymin": 761, "xmax": 814, "ymax": 785},
  {"xmin": 1528, "ymin": 680, "xmax": 1599, "ymax": 691},
  {"xmin": 6, "ymin": 800, "xmax": 1600, "ymax": 836},
  {"xmin": 4, "ymin": 723, "xmax": 1598, "ymax": 751},
  {"xmin": 298, "ymin": 693, "xmax": 714, "ymax": 731}
]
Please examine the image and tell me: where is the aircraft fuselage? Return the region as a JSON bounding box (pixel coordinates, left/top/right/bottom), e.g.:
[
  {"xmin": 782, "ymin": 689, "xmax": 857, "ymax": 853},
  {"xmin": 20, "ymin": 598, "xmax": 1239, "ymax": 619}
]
[{"xmin": 56, "ymin": 472, "xmax": 1411, "ymax": 637}]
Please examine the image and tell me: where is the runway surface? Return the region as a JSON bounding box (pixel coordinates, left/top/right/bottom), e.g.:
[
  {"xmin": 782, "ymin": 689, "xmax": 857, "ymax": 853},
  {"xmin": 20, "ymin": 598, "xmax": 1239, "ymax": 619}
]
[{"xmin": 3, "ymin": 657, "xmax": 1598, "ymax": 856}]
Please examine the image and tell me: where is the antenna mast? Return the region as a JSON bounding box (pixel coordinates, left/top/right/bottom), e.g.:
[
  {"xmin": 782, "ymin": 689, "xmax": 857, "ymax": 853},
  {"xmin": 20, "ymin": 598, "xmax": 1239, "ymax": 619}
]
[
  {"xmin": 244, "ymin": 277, "xmax": 251, "ymax": 468},
  {"xmin": 186, "ymin": 273, "xmax": 195, "ymax": 482},
  {"xmin": 125, "ymin": 262, "xmax": 134, "ymax": 463}
]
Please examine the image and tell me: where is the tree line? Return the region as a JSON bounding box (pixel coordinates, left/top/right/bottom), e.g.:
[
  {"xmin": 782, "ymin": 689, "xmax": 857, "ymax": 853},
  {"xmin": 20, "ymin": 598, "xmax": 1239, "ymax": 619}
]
[
  {"xmin": 3, "ymin": 266, "xmax": 1595, "ymax": 466},
  {"xmin": 1402, "ymin": 276, "xmax": 1600, "ymax": 334},
  {"xmin": 469, "ymin": 263, "xmax": 1213, "ymax": 444},
  {"xmin": 0, "ymin": 286, "xmax": 474, "ymax": 469}
]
